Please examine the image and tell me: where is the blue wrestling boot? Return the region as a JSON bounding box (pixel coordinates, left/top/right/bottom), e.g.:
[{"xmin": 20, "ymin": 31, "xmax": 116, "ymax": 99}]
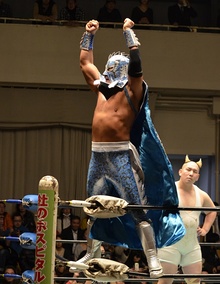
[{"xmin": 137, "ymin": 221, "xmax": 163, "ymax": 278}]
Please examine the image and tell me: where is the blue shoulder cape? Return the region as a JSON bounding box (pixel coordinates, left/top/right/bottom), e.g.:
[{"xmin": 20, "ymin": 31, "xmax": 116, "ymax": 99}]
[{"xmin": 91, "ymin": 82, "xmax": 185, "ymax": 248}]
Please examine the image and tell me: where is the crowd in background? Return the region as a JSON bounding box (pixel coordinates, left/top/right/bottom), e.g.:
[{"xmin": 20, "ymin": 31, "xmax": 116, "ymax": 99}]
[
  {"xmin": 0, "ymin": 202, "xmax": 150, "ymax": 283},
  {"xmin": 0, "ymin": 201, "xmax": 35, "ymax": 283},
  {"xmin": 1, "ymin": 200, "xmax": 220, "ymax": 283},
  {"xmin": 0, "ymin": 0, "xmax": 220, "ymax": 29}
]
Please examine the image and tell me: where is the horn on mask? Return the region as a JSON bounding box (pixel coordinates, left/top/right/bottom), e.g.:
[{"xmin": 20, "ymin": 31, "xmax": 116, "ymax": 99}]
[
  {"xmin": 196, "ymin": 158, "xmax": 202, "ymax": 168},
  {"xmin": 184, "ymin": 155, "xmax": 202, "ymax": 168},
  {"xmin": 185, "ymin": 155, "xmax": 190, "ymax": 163}
]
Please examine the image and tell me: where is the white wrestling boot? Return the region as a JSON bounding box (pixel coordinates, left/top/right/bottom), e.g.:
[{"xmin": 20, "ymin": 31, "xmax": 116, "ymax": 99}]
[
  {"xmin": 75, "ymin": 220, "xmax": 102, "ymax": 264},
  {"xmin": 137, "ymin": 221, "xmax": 163, "ymax": 278}
]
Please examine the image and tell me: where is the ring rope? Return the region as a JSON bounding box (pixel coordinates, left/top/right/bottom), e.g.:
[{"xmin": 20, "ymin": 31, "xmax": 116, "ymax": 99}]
[
  {"xmin": 54, "ymin": 256, "xmax": 220, "ymax": 281},
  {"xmin": 2, "ymin": 196, "xmax": 220, "ymax": 211},
  {"xmin": 55, "ymin": 239, "xmax": 220, "ymax": 247},
  {"xmin": 125, "ymin": 204, "xmax": 220, "ymax": 211},
  {"xmin": 60, "ymin": 198, "xmax": 220, "ymax": 211},
  {"xmin": 53, "ymin": 274, "xmax": 220, "ymax": 281}
]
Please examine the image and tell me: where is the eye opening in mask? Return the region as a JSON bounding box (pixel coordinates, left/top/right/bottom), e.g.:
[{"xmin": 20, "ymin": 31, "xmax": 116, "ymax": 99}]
[{"xmin": 107, "ymin": 66, "xmax": 114, "ymax": 72}]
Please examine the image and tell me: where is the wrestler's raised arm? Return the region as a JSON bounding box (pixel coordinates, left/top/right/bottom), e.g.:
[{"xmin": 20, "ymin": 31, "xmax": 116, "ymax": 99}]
[
  {"xmin": 80, "ymin": 19, "xmax": 100, "ymax": 92},
  {"xmin": 123, "ymin": 18, "xmax": 144, "ymax": 101}
]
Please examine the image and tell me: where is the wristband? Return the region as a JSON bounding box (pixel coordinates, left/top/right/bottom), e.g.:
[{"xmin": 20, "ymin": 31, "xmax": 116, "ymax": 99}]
[
  {"xmin": 123, "ymin": 28, "xmax": 140, "ymax": 48},
  {"xmin": 80, "ymin": 31, "xmax": 94, "ymax": 51},
  {"xmin": 128, "ymin": 49, "xmax": 143, "ymax": 78}
]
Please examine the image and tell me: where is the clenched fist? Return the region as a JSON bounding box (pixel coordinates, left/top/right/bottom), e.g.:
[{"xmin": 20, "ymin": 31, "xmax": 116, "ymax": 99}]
[
  {"xmin": 123, "ymin": 18, "xmax": 134, "ymax": 31},
  {"xmin": 86, "ymin": 19, "xmax": 99, "ymax": 35}
]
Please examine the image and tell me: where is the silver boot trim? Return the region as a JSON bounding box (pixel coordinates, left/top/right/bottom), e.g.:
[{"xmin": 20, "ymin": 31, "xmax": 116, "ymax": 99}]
[
  {"xmin": 137, "ymin": 221, "xmax": 163, "ymax": 278},
  {"xmin": 76, "ymin": 219, "xmax": 102, "ymax": 264}
]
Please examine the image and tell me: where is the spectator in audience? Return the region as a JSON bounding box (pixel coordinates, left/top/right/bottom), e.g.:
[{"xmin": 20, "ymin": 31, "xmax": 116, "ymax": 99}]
[
  {"xmin": 124, "ymin": 250, "xmax": 149, "ymax": 284},
  {"xmin": 217, "ymin": 9, "xmax": 220, "ymax": 28},
  {"xmin": 33, "ymin": 0, "xmax": 58, "ymax": 22},
  {"xmin": 0, "ymin": 202, "xmax": 13, "ymax": 232},
  {"xmin": 202, "ymin": 232, "xmax": 220, "ymax": 274},
  {"xmin": 57, "ymin": 208, "xmax": 73, "ymax": 235},
  {"xmin": 65, "ymin": 272, "xmax": 79, "ymax": 284},
  {"xmin": 19, "ymin": 247, "xmax": 35, "ymax": 273},
  {"xmin": 15, "ymin": 203, "xmax": 36, "ymax": 233},
  {"xmin": 0, "ymin": 0, "xmax": 12, "ymax": 17},
  {"xmin": 54, "ymin": 262, "xmax": 73, "ymax": 284},
  {"xmin": 168, "ymin": 0, "xmax": 197, "ymax": 31},
  {"xmin": 80, "ymin": 215, "xmax": 89, "ymax": 231},
  {"xmin": 56, "ymin": 235, "xmax": 73, "ymax": 260},
  {"xmin": 131, "ymin": 0, "xmax": 153, "ymax": 25},
  {"xmin": 8, "ymin": 213, "xmax": 30, "ymax": 268},
  {"xmin": 2, "ymin": 265, "xmax": 20, "ymax": 284},
  {"xmin": 109, "ymin": 245, "xmax": 129, "ymax": 263},
  {"xmin": 74, "ymin": 229, "xmax": 88, "ymax": 261},
  {"xmin": 60, "ymin": 215, "xmax": 85, "ymax": 261},
  {"xmin": 59, "ymin": 0, "xmax": 84, "ymax": 22},
  {"xmin": 97, "ymin": 0, "xmax": 122, "ymax": 23},
  {"xmin": 0, "ymin": 216, "xmax": 11, "ymax": 274},
  {"xmin": 125, "ymin": 250, "xmax": 147, "ymax": 270},
  {"xmin": 99, "ymin": 243, "xmax": 112, "ymax": 259},
  {"xmin": 208, "ymin": 201, "xmax": 220, "ymax": 236}
]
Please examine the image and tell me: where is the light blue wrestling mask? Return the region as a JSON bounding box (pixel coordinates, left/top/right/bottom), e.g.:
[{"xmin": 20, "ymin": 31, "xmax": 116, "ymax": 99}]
[{"xmin": 94, "ymin": 52, "xmax": 129, "ymax": 89}]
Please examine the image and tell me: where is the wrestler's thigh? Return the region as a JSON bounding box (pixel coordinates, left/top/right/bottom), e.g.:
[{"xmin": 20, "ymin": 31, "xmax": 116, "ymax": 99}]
[
  {"xmin": 157, "ymin": 261, "xmax": 177, "ymax": 284},
  {"xmin": 157, "ymin": 247, "xmax": 180, "ymax": 284},
  {"xmin": 180, "ymin": 246, "xmax": 202, "ymax": 268},
  {"xmin": 182, "ymin": 261, "xmax": 202, "ymax": 284},
  {"xmin": 158, "ymin": 246, "xmax": 181, "ymax": 266},
  {"xmin": 116, "ymin": 164, "xmax": 141, "ymax": 203}
]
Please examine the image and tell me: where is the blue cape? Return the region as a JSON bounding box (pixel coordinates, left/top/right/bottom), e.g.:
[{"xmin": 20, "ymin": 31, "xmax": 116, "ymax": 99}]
[{"xmin": 91, "ymin": 82, "xmax": 185, "ymax": 248}]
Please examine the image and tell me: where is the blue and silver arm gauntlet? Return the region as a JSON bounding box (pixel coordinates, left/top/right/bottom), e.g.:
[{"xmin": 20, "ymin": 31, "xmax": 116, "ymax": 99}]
[
  {"xmin": 80, "ymin": 31, "xmax": 94, "ymax": 51},
  {"xmin": 123, "ymin": 28, "xmax": 140, "ymax": 48}
]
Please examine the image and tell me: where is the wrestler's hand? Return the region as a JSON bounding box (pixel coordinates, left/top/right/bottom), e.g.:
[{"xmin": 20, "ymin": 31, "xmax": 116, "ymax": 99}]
[
  {"xmin": 123, "ymin": 18, "xmax": 134, "ymax": 31},
  {"xmin": 86, "ymin": 19, "xmax": 99, "ymax": 35},
  {"xmin": 197, "ymin": 226, "xmax": 208, "ymax": 237}
]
